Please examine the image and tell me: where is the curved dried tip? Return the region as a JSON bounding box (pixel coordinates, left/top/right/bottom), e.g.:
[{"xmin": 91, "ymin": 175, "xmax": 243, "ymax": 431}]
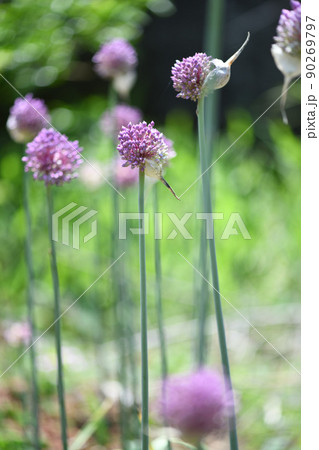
[
  {"xmin": 160, "ymin": 177, "xmax": 180, "ymax": 200},
  {"xmin": 226, "ymin": 32, "xmax": 250, "ymax": 66}
]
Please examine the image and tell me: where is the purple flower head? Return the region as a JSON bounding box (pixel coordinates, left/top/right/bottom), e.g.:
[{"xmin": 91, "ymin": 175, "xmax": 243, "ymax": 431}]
[
  {"xmin": 92, "ymin": 38, "xmax": 137, "ymax": 79},
  {"xmin": 271, "ymin": 1, "xmax": 301, "ymax": 124},
  {"xmin": 113, "ymin": 156, "xmax": 139, "ymax": 188},
  {"xmin": 7, "ymin": 94, "xmax": 50, "ymax": 143},
  {"xmin": 161, "ymin": 369, "xmax": 231, "ymax": 439},
  {"xmin": 101, "ymin": 104, "xmax": 142, "ymax": 139},
  {"xmin": 22, "ymin": 128, "xmax": 83, "ymax": 186},
  {"xmin": 171, "ymin": 53, "xmax": 212, "ymax": 102},
  {"xmin": 117, "ymin": 121, "xmax": 168, "ymax": 170},
  {"xmin": 274, "ymin": 1, "xmax": 301, "ymax": 56}
]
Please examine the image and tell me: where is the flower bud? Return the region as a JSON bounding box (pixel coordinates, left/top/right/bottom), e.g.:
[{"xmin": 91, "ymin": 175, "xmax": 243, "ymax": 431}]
[
  {"xmin": 171, "ymin": 33, "xmax": 249, "ymax": 102},
  {"xmin": 145, "ymin": 158, "xmax": 163, "ymax": 180},
  {"xmin": 202, "ymin": 33, "xmax": 250, "ymax": 96}
]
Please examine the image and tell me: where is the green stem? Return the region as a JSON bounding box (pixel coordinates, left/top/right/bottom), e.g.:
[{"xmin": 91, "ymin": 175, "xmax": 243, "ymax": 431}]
[
  {"xmin": 195, "ymin": 0, "xmax": 225, "ymax": 369},
  {"xmin": 23, "ymin": 170, "xmax": 40, "ymax": 450},
  {"xmin": 112, "ymin": 188, "xmax": 128, "ymax": 450},
  {"xmin": 122, "ymin": 192, "xmax": 139, "ymax": 437},
  {"xmin": 197, "ymin": 97, "xmax": 238, "ymax": 449},
  {"xmin": 120, "ymin": 231, "xmax": 138, "ymax": 412},
  {"xmin": 139, "ymin": 170, "xmax": 149, "ymax": 449},
  {"xmin": 153, "ymin": 184, "xmax": 168, "ymax": 378},
  {"xmin": 127, "ymin": 294, "xmax": 138, "ymax": 405},
  {"xmin": 153, "ymin": 184, "xmax": 172, "ymax": 450},
  {"xmin": 204, "ymin": 0, "xmax": 225, "ymax": 159},
  {"xmin": 197, "ymin": 224, "xmax": 209, "ymax": 368},
  {"xmin": 92, "ymin": 221, "xmax": 106, "ymax": 382},
  {"xmin": 46, "ymin": 186, "xmax": 68, "ymax": 450}
]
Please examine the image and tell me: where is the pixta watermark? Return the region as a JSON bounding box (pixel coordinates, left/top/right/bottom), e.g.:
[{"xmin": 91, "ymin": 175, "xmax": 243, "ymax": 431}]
[
  {"xmin": 52, "ymin": 202, "xmax": 98, "ymax": 249},
  {"xmin": 52, "ymin": 207, "xmax": 251, "ymax": 248},
  {"xmin": 118, "ymin": 212, "xmax": 251, "ymax": 240}
]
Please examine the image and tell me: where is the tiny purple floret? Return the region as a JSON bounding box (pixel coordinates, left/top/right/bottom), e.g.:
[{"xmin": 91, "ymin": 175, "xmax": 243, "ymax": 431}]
[{"xmin": 22, "ymin": 128, "xmax": 83, "ymax": 186}]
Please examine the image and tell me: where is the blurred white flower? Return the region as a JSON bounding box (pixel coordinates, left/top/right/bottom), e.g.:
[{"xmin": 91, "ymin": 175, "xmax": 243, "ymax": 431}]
[
  {"xmin": 62, "ymin": 345, "xmax": 87, "ymax": 371},
  {"xmin": 3, "ymin": 321, "xmax": 31, "ymax": 347},
  {"xmin": 113, "ymin": 71, "xmax": 137, "ymax": 99},
  {"xmin": 100, "ymin": 380, "xmax": 134, "ymax": 407},
  {"xmin": 263, "ymin": 396, "xmax": 282, "ymax": 426},
  {"xmin": 78, "ymin": 161, "xmax": 105, "ymax": 190}
]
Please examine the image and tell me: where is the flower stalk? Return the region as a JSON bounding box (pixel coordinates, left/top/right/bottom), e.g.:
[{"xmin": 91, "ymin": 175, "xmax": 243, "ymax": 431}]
[
  {"xmin": 197, "ymin": 97, "xmax": 238, "ymax": 449},
  {"xmin": 196, "ymin": 0, "xmax": 225, "ymax": 369},
  {"xmin": 139, "ymin": 170, "xmax": 149, "ymax": 449},
  {"xmin": 171, "ymin": 32, "xmax": 250, "ymax": 448},
  {"xmin": 46, "ymin": 185, "xmax": 68, "ymax": 450},
  {"xmin": 153, "ymin": 184, "xmax": 172, "ymax": 450},
  {"xmin": 153, "ymin": 184, "xmax": 168, "ymax": 378},
  {"xmin": 23, "ymin": 169, "xmax": 40, "ymax": 449},
  {"xmin": 116, "ymin": 119, "xmax": 177, "ymax": 448},
  {"xmin": 197, "ymin": 225, "xmax": 209, "ymax": 368},
  {"xmin": 20, "ymin": 121, "xmax": 81, "ymax": 450},
  {"xmin": 111, "ymin": 187, "xmax": 129, "ymax": 450},
  {"xmin": 204, "ymin": 0, "xmax": 225, "ymax": 158}
]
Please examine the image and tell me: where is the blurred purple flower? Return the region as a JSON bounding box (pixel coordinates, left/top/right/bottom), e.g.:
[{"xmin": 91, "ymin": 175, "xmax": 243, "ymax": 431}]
[
  {"xmin": 271, "ymin": 1, "xmax": 301, "ymax": 123},
  {"xmin": 22, "ymin": 128, "xmax": 83, "ymax": 186},
  {"xmin": 274, "ymin": 1, "xmax": 301, "ymax": 56},
  {"xmin": 7, "ymin": 94, "xmax": 50, "ymax": 143},
  {"xmin": 101, "ymin": 104, "xmax": 142, "ymax": 139},
  {"xmin": 3, "ymin": 321, "xmax": 31, "ymax": 347},
  {"xmin": 92, "ymin": 38, "xmax": 137, "ymax": 79},
  {"xmin": 171, "ymin": 53, "xmax": 212, "ymax": 102},
  {"xmin": 163, "ymin": 136, "xmax": 176, "ymax": 162},
  {"xmin": 117, "ymin": 121, "xmax": 168, "ymax": 171},
  {"xmin": 113, "ymin": 156, "xmax": 139, "ymax": 188},
  {"xmin": 160, "ymin": 369, "xmax": 231, "ymax": 439}
]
